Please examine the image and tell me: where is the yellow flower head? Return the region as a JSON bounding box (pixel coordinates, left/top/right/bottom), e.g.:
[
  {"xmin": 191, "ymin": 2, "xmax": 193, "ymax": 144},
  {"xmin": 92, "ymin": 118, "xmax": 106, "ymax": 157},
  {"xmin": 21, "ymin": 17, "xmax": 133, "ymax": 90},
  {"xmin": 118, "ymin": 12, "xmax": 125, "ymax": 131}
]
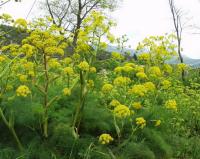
[
  {"xmin": 63, "ymin": 88, "xmax": 71, "ymax": 96},
  {"xmin": 87, "ymin": 80, "xmax": 94, "ymax": 88},
  {"xmin": 143, "ymin": 82, "xmax": 156, "ymax": 92},
  {"xmin": 161, "ymin": 80, "xmax": 171, "ymax": 89},
  {"xmin": 16, "ymin": 85, "xmax": 31, "ymax": 97},
  {"xmin": 138, "ymin": 53, "xmax": 150, "ymax": 62},
  {"xmin": 113, "ymin": 76, "xmax": 131, "ymax": 87},
  {"xmin": 102, "ymin": 84, "xmax": 113, "ymax": 94},
  {"xmin": 63, "ymin": 57, "xmax": 72, "ymax": 65},
  {"xmin": 23, "ymin": 62, "xmax": 34, "ymax": 71},
  {"xmin": 134, "ymin": 65, "xmax": 144, "ymax": 73},
  {"xmin": 45, "ymin": 47, "xmax": 64, "ymax": 56},
  {"xmin": 122, "ymin": 66, "xmax": 134, "ymax": 73},
  {"xmin": 22, "ymin": 44, "xmax": 34, "ymax": 57},
  {"xmin": 163, "ymin": 64, "xmax": 173, "ymax": 74},
  {"xmin": 114, "ymin": 66, "xmax": 123, "ymax": 73},
  {"xmin": 136, "ymin": 117, "xmax": 146, "ymax": 128},
  {"xmin": 165, "ymin": 99, "xmax": 177, "ymax": 111},
  {"xmin": 78, "ymin": 61, "xmax": 90, "ymax": 71},
  {"xmin": 89, "ymin": 67, "xmax": 96, "ymax": 73},
  {"xmin": 177, "ymin": 63, "xmax": 188, "ymax": 71},
  {"xmin": 14, "ymin": 18, "xmax": 27, "ymax": 29},
  {"xmin": 99, "ymin": 133, "xmax": 113, "ymax": 145},
  {"xmin": 112, "ymin": 52, "xmax": 124, "ymax": 60},
  {"xmin": 49, "ymin": 59, "xmax": 61, "ymax": 69},
  {"xmin": 19, "ymin": 74, "xmax": 28, "ymax": 83},
  {"xmin": 136, "ymin": 72, "xmax": 148, "ymax": 79},
  {"xmin": 129, "ymin": 84, "xmax": 147, "ymax": 97},
  {"xmin": 110, "ymin": 99, "xmax": 121, "ymax": 107},
  {"xmin": 113, "ymin": 104, "xmax": 131, "ymax": 118},
  {"xmin": 63, "ymin": 67, "xmax": 74, "ymax": 75},
  {"xmin": 149, "ymin": 66, "xmax": 162, "ymax": 77},
  {"xmin": 132, "ymin": 102, "xmax": 142, "ymax": 109}
]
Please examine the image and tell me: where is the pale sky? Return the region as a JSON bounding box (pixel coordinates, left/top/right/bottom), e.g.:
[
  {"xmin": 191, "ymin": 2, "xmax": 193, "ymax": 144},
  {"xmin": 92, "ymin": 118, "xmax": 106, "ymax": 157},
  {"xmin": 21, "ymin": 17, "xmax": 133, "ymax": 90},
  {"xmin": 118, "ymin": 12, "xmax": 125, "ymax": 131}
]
[{"xmin": 1, "ymin": 0, "xmax": 200, "ymax": 59}]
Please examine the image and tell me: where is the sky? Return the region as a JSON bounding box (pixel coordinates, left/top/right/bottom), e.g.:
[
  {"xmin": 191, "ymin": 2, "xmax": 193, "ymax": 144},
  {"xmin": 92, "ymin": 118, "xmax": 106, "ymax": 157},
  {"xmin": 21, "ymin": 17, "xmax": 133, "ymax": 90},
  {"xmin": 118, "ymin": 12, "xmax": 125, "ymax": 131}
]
[{"xmin": 1, "ymin": 0, "xmax": 200, "ymax": 59}]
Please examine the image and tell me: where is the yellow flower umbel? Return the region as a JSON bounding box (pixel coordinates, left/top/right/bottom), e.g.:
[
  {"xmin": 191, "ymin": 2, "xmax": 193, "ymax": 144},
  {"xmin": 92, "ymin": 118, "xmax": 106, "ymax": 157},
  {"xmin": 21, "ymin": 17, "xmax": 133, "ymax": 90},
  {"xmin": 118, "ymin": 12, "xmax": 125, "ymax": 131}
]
[
  {"xmin": 122, "ymin": 66, "xmax": 134, "ymax": 73},
  {"xmin": 165, "ymin": 99, "xmax": 177, "ymax": 111},
  {"xmin": 113, "ymin": 76, "xmax": 131, "ymax": 87},
  {"xmin": 161, "ymin": 80, "xmax": 171, "ymax": 89},
  {"xmin": 112, "ymin": 52, "xmax": 124, "ymax": 60},
  {"xmin": 63, "ymin": 57, "xmax": 72, "ymax": 65},
  {"xmin": 16, "ymin": 85, "xmax": 31, "ymax": 97},
  {"xmin": 114, "ymin": 66, "xmax": 123, "ymax": 73},
  {"xmin": 110, "ymin": 99, "xmax": 121, "ymax": 107},
  {"xmin": 99, "ymin": 133, "xmax": 114, "ymax": 145},
  {"xmin": 87, "ymin": 80, "xmax": 94, "ymax": 88},
  {"xmin": 19, "ymin": 74, "xmax": 28, "ymax": 83},
  {"xmin": 136, "ymin": 72, "xmax": 148, "ymax": 80},
  {"xmin": 136, "ymin": 117, "xmax": 146, "ymax": 129},
  {"xmin": 143, "ymin": 82, "xmax": 156, "ymax": 92},
  {"xmin": 63, "ymin": 67, "xmax": 74, "ymax": 75},
  {"xmin": 129, "ymin": 84, "xmax": 147, "ymax": 97},
  {"xmin": 89, "ymin": 67, "xmax": 96, "ymax": 73},
  {"xmin": 177, "ymin": 63, "xmax": 188, "ymax": 72},
  {"xmin": 49, "ymin": 59, "xmax": 61, "ymax": 69},
  {"xmin": 138, "ymin": 53, "xmax": 150, "ymax": 62},
  {"xmin": 113, "ymin": 104, "xmax": 131, "ymax": 118},
  {"xmin": 132, "ymin": 102, "xmax": 142, "ymax": 110},
  {"xmin": 102, "ymin": 84, "xmax": 113, "ymax": 94},
  {"xmin": 149, "ymin": 66, "xmax": 162, "ymax": 77},
  {"xmin": 163, "ymin": 64, "xmax": 173, "ymax": 74},
  {"xmin": 63, "ymin": 88, "xmax": 71, "ymax": 96},
  {"xmin": 78, "ymin": 61, "xmax": 90, "ymax": 71},
  {"xmin": 134, "ymin": 65, "xmax": 144, "ymax": 73}
]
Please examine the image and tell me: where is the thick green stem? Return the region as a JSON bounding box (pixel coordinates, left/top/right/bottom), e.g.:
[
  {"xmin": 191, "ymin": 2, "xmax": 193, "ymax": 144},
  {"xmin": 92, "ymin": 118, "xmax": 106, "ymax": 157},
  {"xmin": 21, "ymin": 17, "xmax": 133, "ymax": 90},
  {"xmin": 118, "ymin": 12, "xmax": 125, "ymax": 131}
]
[
  {"xmin": 72, "ymin": 71, "xmax": 87, "ymax": 132},
  {"xmin": 43, "ymin": 53, "xmax": 49, "ymax": 138},
  {"xmin": 0, "ymin": 108, "xmax": 23, "ymax": 151}
]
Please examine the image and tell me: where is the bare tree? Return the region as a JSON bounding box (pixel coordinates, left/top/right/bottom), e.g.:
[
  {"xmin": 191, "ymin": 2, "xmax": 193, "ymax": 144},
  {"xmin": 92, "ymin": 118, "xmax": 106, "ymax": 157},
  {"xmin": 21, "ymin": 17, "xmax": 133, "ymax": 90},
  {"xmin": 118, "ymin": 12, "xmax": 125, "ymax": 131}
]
[
  {"xmin": 44, "ymin": 0, "xmax": 120, "ymax": 50},
  {"xmin": 168, "ymin": 0, "xmax": 184, "ymax": 63},
  {"xmin": 0, "ymin": 0, "xmax": 20, "ymax": 7},
  {"xmin": 168, "ymin": 0, "xmax": 187, "ymax": 80}
]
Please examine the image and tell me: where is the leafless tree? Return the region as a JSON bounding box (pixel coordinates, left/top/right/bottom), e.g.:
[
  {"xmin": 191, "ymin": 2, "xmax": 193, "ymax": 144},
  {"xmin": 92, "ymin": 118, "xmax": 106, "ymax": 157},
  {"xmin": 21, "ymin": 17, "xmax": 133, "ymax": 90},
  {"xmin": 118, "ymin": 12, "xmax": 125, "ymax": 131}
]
[
  {"xmin": 168, "ymin": 0, "xmax": 184, "ymax": 63},
  {"xmin": 168, "ymin": 0, "xmax": 187, "ymax": 80},
  {"xmin": 0, "ymin": 0, "xmax": 20, "ymax": 7},
  {"xmin": 44, "ymin": 0, "xmax": 120, "ymax": 51}
]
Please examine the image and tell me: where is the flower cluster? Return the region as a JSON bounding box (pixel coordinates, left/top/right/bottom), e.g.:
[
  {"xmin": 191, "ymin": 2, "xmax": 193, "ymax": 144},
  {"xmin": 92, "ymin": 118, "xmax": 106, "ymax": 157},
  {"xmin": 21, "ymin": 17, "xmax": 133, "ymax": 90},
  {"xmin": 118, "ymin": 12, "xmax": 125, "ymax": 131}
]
[
  {"xmin": 149, "ymin": 66, "xmax": 162, "ymax": 77},
  {"xmin": 132, "ymin": 102, "xmax": 142, "ymax": 109},
  {"xmin": 165, "ymin": 99, "xmax": 177, "ymax": 111},
  {"xmin": 63, "ymin": 67, "xmax": 74, "ymax": 75},
  {"xmin": 129, "ymin": 84, "xmax": 147, "ymax": 97},
  {"xmin": 112, "ymin": 52, "xmax": 124, "ymax": 60},
  {"xmin": 63, "ymin": 88, "xmax": 71, "ymax": 96},
  {"xmin": 161, "ymin": 80, "xmax": 171, "ymax": 89},
  {"xmin": 102, "ymin": 84, "xmax": 113, "ymax": 94},
  {"xmin": 143, "ymin": 82, "xmax": 155, "ymax": 91},
  {"xmin": 113, "ymin": 104, "xmax": 131, "ymax": 118},
  {"xmin": 138, "ymin": 53, "xmax": 150, "ymax": 62},
  {"xmin": 136, "ymin": 72, "xmax": 148, "ymax": 79},
  {"xmin": 110, "ymin": 99, "xmax": 121, "ymax": 107},
  {"xmin": 16, "ymin": 85, "xmax": 31, "ymax": 97},
  {"xmin": 136, "ymin": 117, "xmax": 146, "ymax": 128},
  {"xmin": 99, "ymin": 133, "xmax": 114, "ymax": 145},
  {"xmin": 113, "ymin": 76, "xmax": 131, "ymax": 87},
  {"xmin": 78, "ymin": 61, "xmax": 90, "ymax": 71}
]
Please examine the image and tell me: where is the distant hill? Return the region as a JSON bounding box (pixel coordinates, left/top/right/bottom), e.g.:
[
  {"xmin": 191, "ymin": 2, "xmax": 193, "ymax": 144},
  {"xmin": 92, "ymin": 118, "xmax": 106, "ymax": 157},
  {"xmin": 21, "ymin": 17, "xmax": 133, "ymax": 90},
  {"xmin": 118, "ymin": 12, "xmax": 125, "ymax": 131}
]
[{"xmin": 106, "ymin": 45, "xmax": 200, "ymax": 68}]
